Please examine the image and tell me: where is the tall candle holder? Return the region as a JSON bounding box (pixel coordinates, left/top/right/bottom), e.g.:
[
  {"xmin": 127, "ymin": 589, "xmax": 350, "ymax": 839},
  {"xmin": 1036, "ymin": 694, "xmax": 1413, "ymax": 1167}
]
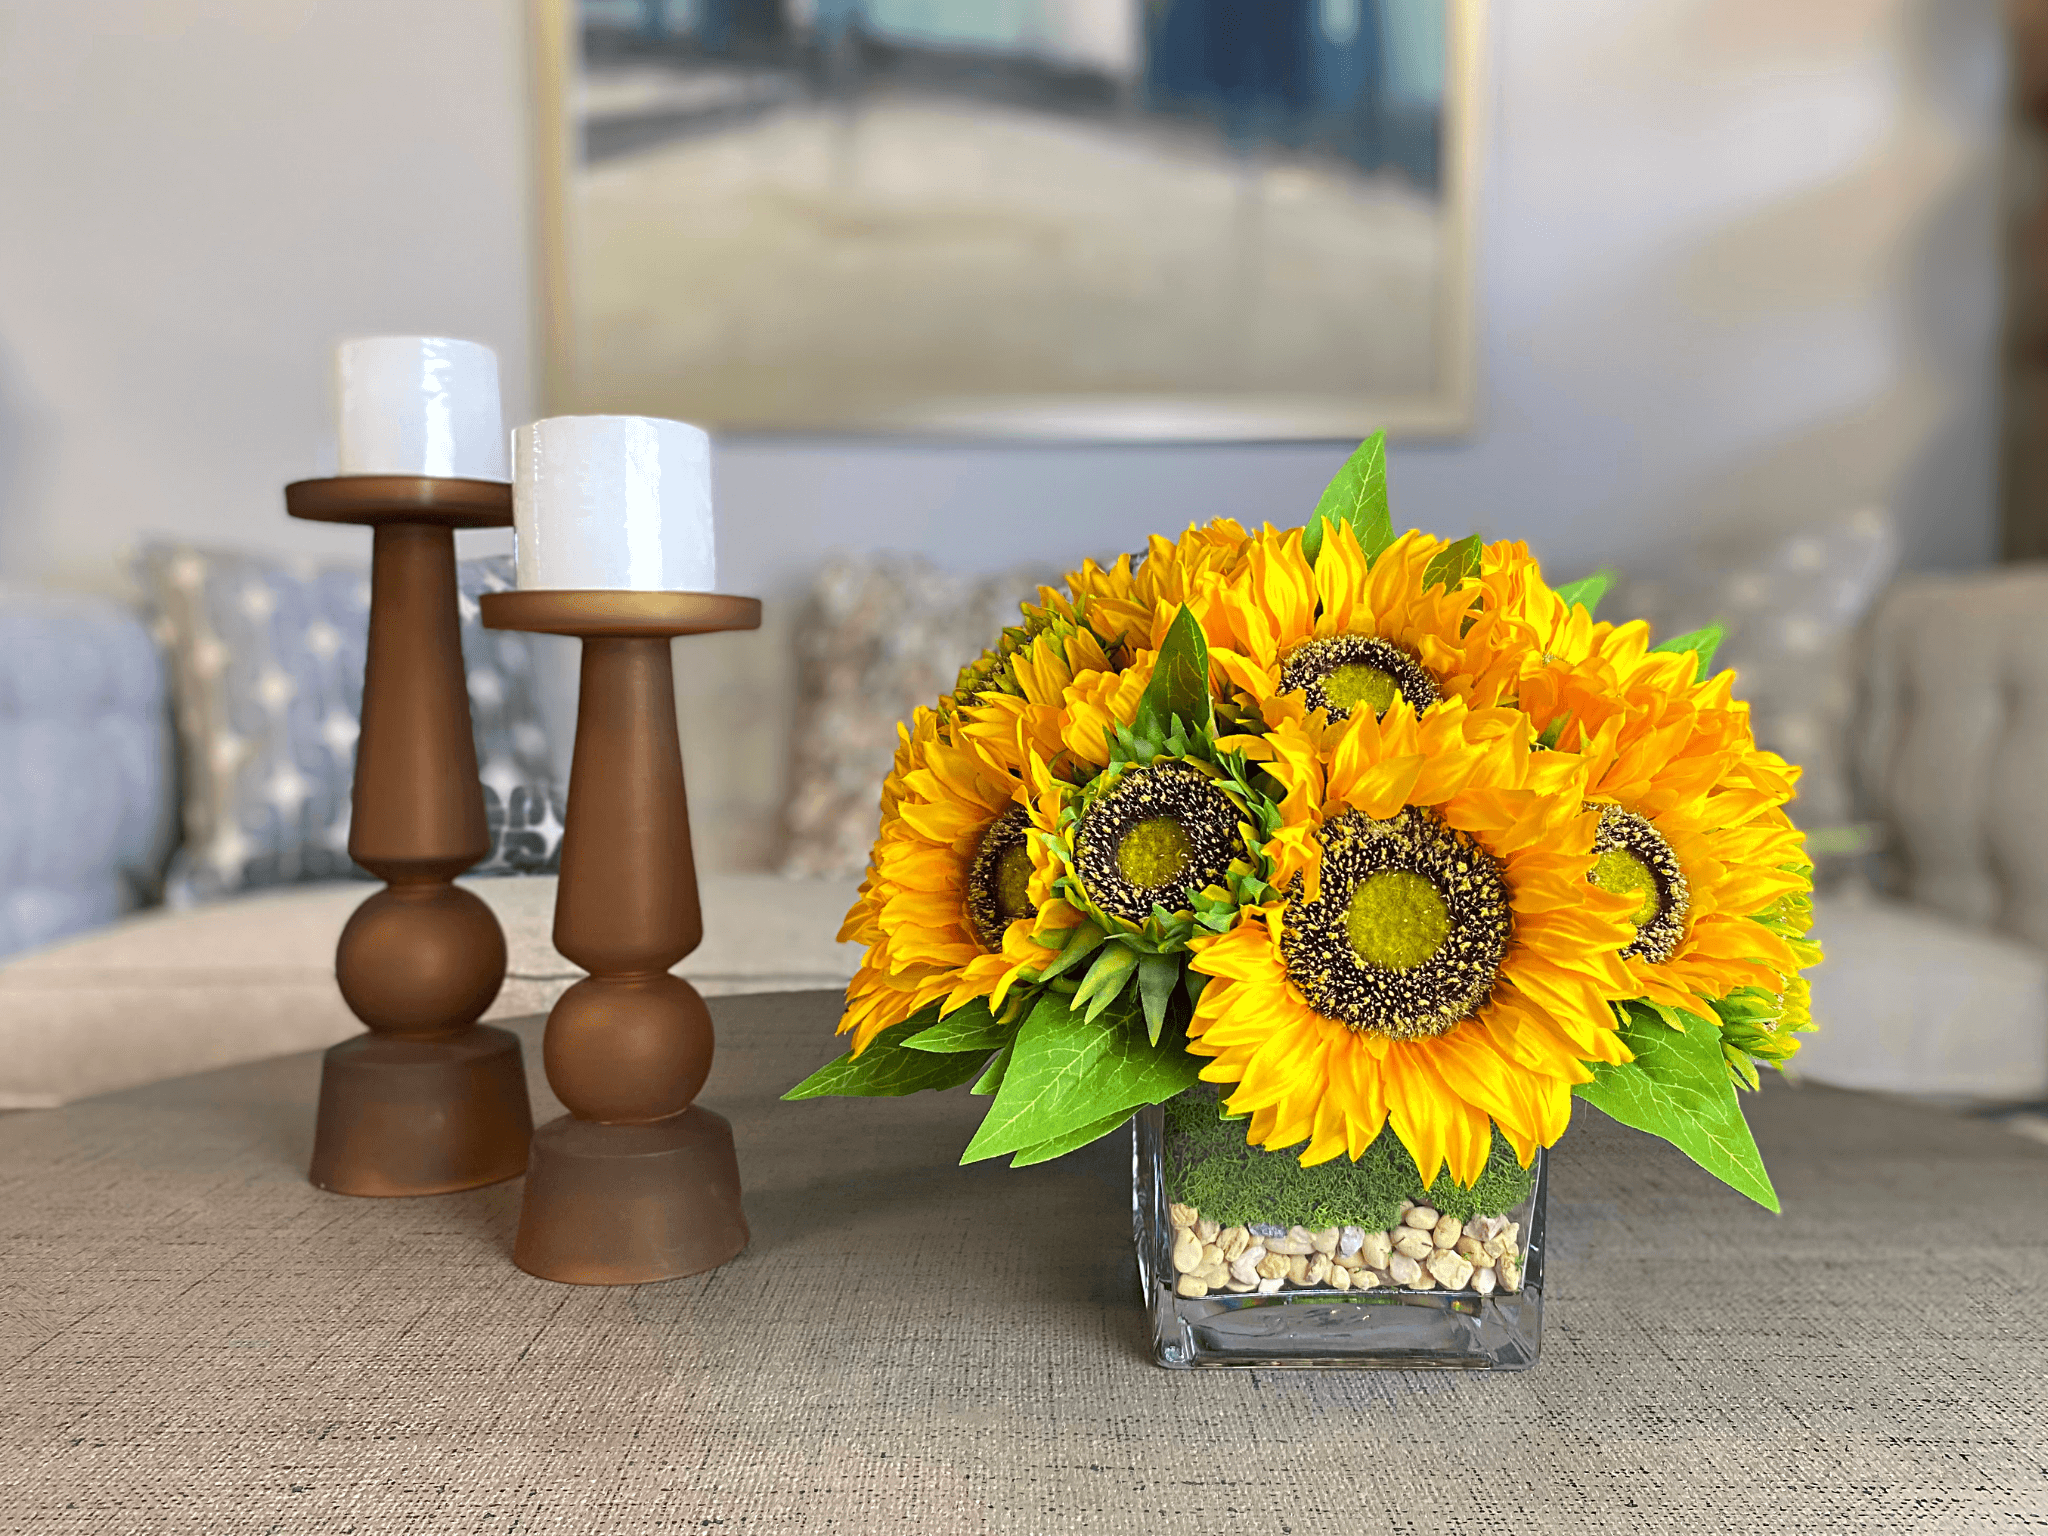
[
  {"xmin": 481, "ymin": 587, "xmax": 759, "ymax": 1285},
  {"xmin": 287, "ymin": 475, "xmax": 532, "ymax": 1195}
]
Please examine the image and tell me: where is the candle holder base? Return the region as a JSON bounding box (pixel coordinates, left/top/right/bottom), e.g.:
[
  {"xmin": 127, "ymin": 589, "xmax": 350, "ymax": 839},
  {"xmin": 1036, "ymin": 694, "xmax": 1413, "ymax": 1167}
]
[
  {"xmin": 512, "ymin": 1110, "xmax": 749, "ymax": 1285},
  {"xmin": 308, "ymin": 1026, "xmax": 533, "ymax": 1197}
]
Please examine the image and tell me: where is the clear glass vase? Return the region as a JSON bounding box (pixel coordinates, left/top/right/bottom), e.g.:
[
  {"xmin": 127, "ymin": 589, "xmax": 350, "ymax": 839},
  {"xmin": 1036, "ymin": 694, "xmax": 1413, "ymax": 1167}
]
[{"xmin": 1133, "ymin": 1093, "xmax": 1547, "ymax": 1370}]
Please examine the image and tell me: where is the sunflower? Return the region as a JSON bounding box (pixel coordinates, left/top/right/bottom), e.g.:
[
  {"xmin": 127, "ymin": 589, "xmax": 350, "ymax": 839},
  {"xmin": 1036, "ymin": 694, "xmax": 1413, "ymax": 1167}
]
[
  {"xmin": 1202, "ymin": 522, "xmax": 1541, "ymax": 732},
  {"xmin": 958, "ymin": 621, "xmax": 1154, "ymax": 786},
  {"xmin": 1515, "ymin": 631, "xmax": 1817, "ymax": 1036},
  {"xmin": 1059, "ymin": 519, "xmax": 1254, "ymax": 655},
  {"xmin": 837, "ymin": 708, "xmax": 1080, "ymax": 1052},
  {"xmin": 1188, "ymin": 698, "xmax": 1642, "ymax": 1185}
]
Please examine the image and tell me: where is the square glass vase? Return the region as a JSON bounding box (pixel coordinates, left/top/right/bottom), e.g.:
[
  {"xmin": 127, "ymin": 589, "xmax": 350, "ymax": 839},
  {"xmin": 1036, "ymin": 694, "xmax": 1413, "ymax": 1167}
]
[{"xmin": 1133, "ymin": 1101, "xmax": 1546, "ymax": 1370}]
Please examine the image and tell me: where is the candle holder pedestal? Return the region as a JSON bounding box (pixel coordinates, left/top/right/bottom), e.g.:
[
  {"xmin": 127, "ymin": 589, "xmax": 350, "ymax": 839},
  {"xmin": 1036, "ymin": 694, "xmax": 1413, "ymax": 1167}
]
[
  {"xmin": 481, "ymin": 588, "xmax": 761, "ymax": 1285},
  {"xmin": 288, "ymin": 477, "xmax": 532, "ymax": 1196}
]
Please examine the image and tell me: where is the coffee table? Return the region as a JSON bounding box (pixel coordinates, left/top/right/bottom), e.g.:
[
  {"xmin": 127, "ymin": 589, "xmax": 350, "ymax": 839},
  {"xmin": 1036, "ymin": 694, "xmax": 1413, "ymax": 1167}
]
[{"xmin": 3, "ymin": 992, "xmax": 2044, "ymax": 1532}]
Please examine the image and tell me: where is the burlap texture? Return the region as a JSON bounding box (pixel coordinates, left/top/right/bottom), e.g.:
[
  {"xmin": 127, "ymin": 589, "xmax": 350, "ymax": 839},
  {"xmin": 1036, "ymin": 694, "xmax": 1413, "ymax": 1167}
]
[{"xmin": 2, "ymin": 993, "xmax": 2043, "ymax": 1533}]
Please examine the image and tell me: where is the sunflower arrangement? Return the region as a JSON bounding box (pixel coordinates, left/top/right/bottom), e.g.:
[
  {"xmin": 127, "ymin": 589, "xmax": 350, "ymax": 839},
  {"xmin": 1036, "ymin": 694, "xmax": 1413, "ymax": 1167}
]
[{"xmin": 789, "ymin": 433, "xmax": 1820, "ymax": 1220}]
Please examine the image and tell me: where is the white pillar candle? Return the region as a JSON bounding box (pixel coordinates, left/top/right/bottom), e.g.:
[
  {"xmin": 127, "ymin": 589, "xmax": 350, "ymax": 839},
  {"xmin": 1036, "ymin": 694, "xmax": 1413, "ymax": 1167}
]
[
  {"xmin": 512, "ymin": 415, "xmax": 716, "ymax": 592},
  {"xmin": 334, "ymin": 336, "xmax": 508, "ymax": 480}
]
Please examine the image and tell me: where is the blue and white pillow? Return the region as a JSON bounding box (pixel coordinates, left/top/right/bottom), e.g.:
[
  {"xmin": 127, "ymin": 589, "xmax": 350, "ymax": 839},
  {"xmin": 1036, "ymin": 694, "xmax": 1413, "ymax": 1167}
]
[{"xmin": 139, "ymin": 544, "xmax": 566, "ymax": 903}]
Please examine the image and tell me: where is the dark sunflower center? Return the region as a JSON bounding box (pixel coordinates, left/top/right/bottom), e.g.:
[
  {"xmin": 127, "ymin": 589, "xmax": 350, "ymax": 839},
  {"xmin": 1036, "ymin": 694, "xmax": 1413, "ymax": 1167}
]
[
  {"xmin": 1074, "ymin": 761, "xmax": 1245, "ymax": 925},
  {"xmin": 966, "ymin": 806, "xmax": 1037, "ymax": 950},
  {"xmin": 1279, "ymin": 635, "xmax": 1438, "ymax": 722},
  {"xmin": 1280, "ymin": 807, "xmax": 1509, "ymax": 1040},
  {"xmin": 1588, "ymin": 806, "xmax": 1688, "ymax": 963}
]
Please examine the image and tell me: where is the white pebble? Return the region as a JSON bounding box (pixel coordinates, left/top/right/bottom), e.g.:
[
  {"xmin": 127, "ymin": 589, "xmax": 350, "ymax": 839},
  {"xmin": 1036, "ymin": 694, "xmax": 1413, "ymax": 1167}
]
[
  {"xmin": 1171, "ymin": 1229, "xmax": 1202, "ymax": 1274},
  {"xmin": 1387, "ymin": 1254, "xmax": 1422, "ymax": 1286},
  {"xmin": 1257, "ymin": 1276, "xmax": 1284, "ymax": 1294},
  {"xmin": 1228, "ymin": 1252, "xmax": 1263, "ymax": 1287},
  {"xmin": 1432, "ymin": 1215, "xmax": 1463, "ymax": 1250},
  {"xmin": 1219, "ymin": 1226, "xmax": 1250, "ymax": 1262},
  {"xmin": 1175, "ymin": 1274, "xmax": 1208, "ymax": 1298},
  {"xmin": 1359, "ymin": 1231, "xmax": 1393, "ymax": 1270},
  {"xmin": 1309, "ymin": 1226, "xmax": 1340, "ymax": 1256},
  {"xmin": 1225, "ymin": 1279, "xmax": 1255, "ymax": 1293},
  {"xmin": 1498, "ymin": 1255, "xmax": 1523, "ymax": 1293},
  {"xmin": 1168, "ymin": 1203, "xmax": 1199, "ymax": 1229},
  {"xmin": 1303, "ymin": 1254, "xmax": 1331, "ymax": 1287},
  {"xmin": 1330, "ymin": 1263, "xmax": 1352, "ymax": 1291},
  {"xmin": 1392, "ymin": 1229, "xmax": 1434, "ymax": 1262},
  {"xmin": 1196, "ymin": 1218, "xmax": 1221, "ymax": 1243},
  {"xmin": 1473, "ymin": 1266, "xmax": 1497, "ymax": 1297},
  {"xmin": 1264, "ymin": 1236, "xmax": 1314, "ymax": 1257},
  {"xmin": 1426, "ymin": 1250, "xmax": 1474, "ymax": 1290},
  {"xmin": 1403, "ymin": 1207, "xmax": 1440, "ymax": 1231},
  {"xmin": 1338, "ymin": 1226, "xmax": 1365, "ymax": 1257}
]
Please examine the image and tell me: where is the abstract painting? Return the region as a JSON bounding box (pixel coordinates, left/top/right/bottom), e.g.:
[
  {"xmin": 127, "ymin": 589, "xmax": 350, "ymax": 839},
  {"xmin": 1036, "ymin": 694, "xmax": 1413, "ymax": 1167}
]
[{"xmin": 538, "ymin": 0, "xmax": 1482, "ymax": 437}]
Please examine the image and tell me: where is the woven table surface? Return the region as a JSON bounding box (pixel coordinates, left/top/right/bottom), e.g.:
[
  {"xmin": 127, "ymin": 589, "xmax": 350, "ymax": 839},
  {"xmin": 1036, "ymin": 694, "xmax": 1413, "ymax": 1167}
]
[{"xmin": 2, "ymin": 991, "xmax": 2043, "ymax": 1534}]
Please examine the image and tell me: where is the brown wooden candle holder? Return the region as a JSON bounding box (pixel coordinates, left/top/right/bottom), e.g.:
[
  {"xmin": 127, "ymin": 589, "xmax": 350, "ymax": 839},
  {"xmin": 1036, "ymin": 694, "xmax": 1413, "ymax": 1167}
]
[
  {"xmin": 480, "ymin": 587, "xmax": 761, "ymax": 1285},
  {"xmin": 287, "ymin": 476, "xmax": 533, "ymax": 1196}
]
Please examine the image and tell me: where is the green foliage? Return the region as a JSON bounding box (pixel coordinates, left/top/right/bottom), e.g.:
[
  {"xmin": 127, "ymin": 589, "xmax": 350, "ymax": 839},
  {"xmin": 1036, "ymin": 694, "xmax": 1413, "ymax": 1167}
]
[
  {"xmin": 783, "ymin": 1009, "xmax": 994, "ymax": 1100},
  {"xmin": 1131, "ymin": 603, "xmax": 1213, "ymax": 744},
  {"xmin": 901, "ymin": 997, "xmax": 1011, "ymax": 1054},
  {"xmin": 1574, "ymin": 1002, "xmax": 1780, "ymax": 1211},
  {"xmin": 1554, "ymin": 568, "xmax": 1618, "ymax": 617},
  {"xmin": 1303, "ymin": 432, "xmax": 1393, "ymax": 568},
  {"xmin": 1650, "ymin": 621, "xmax": 1726, "ymax": 684},
  {"xmin": 1421, "ymin": 533, "xmax": 1483, "ymax": 595},
  {"xmin": 1162, "ymin": 1086, "xmax": 1538, "ymax": 1231},
  {"xmin": 1136, "ymin": 951, "xmax": 1180, "ymax": 1045},
  {"xmin": 962, "ymin": 990, "xmax": 1201, "ymax": 1167}
]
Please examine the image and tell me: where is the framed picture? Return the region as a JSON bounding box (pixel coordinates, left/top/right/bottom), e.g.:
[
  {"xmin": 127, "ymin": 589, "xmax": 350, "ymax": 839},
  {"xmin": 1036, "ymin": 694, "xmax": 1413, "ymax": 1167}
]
[{"xmin": 531, "ymin": 0, "xmax": 1485, "ymax": 439}]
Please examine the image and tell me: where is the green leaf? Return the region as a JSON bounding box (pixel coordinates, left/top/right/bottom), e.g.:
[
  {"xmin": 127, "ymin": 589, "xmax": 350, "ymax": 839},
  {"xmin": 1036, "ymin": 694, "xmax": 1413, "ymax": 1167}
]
[
  {"xmin": 1132, "ymin": 604, "xmax": 1212, "ymax": 741},
  {"xmin": 1574, "ymin": 1003, "xmax": 1780, "ymax": 1211},
  {"xmin": 1650, "ymin": 621, "xmax": 1725, "ymax": 683},
  {"xmin": 1007, "ymin": 1107, "xmax": 1135, "ymax": 1168},
  {"xmin": 1421, "ymin": 533, "xmax": 1483, "ymax": 594},
  {"xmin": 1303, "ymin": 432, "xmax": 1392, "ymax": 567},
  {"xmin": 1535, "ymin": 714, "xmax": 1569, "ymax": 751},
  {"xmin": 1136, "ymin": 951, "xmax": 1181, "ymax": 1045},
  {"xmin": 1036, "ymin": 920, "xmax": 1106, "ymax": 982},
  {"xmin": 1073, "ymin": 942, "xmax": 1140, "ymax": 1023},
  {"xmin": 1553, "ymin": 568, "xmax": 1618, "ymax": 617},
  {"xmin": 783, "ymin": 1013, "xmax": 992, "ymax": 1100},
  {"xmin": 971, "ymin": 1042, "xmax": 1012, "ymax": 1097},
  {"xmin": 961, "ymin": 991, "xmax": 1202, "ymax": 1165},
  {"xmin": 902, "ymin": 997, "xmax": 1010, "ymax": 1055}
]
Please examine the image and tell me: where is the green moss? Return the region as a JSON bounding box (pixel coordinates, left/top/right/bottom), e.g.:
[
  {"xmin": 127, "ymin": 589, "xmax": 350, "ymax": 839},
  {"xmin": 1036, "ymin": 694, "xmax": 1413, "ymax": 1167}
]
[{"xmin": 1162, "ymin": 1086, "xmax": 1536, "ymax": 1231}]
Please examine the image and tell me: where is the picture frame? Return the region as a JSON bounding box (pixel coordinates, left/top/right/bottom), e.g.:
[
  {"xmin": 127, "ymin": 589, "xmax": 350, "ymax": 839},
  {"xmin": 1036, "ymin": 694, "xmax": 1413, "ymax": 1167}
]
[{"xmin": 529, "ymin": 0, "xmax": 1486, "ymax": 440}]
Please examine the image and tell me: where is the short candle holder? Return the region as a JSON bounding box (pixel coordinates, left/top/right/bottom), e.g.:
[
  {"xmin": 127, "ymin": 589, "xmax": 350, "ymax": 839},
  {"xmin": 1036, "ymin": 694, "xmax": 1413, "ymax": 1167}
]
[
  {"xmin": 287, "ymin": 476, "xmax": 533, "ymax": 1196},
  {"xmin": 481, "ymin": 587, "xmax": 760, "ymax": 1285}
]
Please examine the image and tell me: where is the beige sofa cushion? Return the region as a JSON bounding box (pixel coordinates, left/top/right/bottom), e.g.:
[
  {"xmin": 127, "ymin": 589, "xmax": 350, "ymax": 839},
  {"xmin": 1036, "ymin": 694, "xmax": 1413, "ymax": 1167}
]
[
  {"xmin": 0, "ymin": 873, "xmax": 863, "ymax": 1108},
  {"xmin": 1799, "ymin": 888, "xmax": 2048, "ymax": 1100}
]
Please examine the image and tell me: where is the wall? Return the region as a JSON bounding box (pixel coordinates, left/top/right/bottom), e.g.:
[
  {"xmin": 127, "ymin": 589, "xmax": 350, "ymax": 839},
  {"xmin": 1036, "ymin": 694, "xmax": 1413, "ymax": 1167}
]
[
  {"xmin": 0, "ymin": 0, "xmax": 2007, "ymax": 871},
  {"xmin": 0, "ymin": 0, "xmax": 538, "ymax": 589}
]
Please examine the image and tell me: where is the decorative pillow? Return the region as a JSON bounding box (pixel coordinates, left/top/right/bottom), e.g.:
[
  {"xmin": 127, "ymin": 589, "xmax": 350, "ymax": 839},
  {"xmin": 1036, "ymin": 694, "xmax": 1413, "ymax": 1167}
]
[
  {"xmin": 139, "ymin": 544, "xmax": 566, "ymax": 904},
  {"xmin": 779, "ymin": 553, "xmax": 1052, "ymax": 880},
  {"xmin": 1611, "ymin": 506, "xmax": 1899, "ymax": 845}
]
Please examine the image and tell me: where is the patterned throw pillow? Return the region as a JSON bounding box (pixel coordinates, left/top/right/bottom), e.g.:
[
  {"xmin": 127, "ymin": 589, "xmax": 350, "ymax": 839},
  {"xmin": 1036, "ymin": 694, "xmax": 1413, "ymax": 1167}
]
[
  {"xmin": 139, "ymin": 544, "xmax": 566, "ymax": 904},
  {"xmin": 779, "ymin": 553, "xmax": 1052, "ymax": 880},
  {"xmin": 1611, "ymin": 506, "xmax": 1899, "ymax": 857}
]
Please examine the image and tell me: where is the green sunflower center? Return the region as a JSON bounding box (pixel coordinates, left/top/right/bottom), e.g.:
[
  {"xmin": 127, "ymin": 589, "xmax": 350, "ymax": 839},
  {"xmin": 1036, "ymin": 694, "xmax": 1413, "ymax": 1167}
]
[
  {"xmin": 1074, "ymin": 761, "xmax": 1246, "ymax": 925},
  {"xmin": 1322, "ymin": 663, "xmax": 1401, "ymax": 718},
  {"xmin": 1117, "ymin": 817, "xmax": 1191, "ymax": 889},
  {"xmin": 992, "ymin": 842, "xmax": 1035, "ymax": 925},
  {"xmin": 1281, "ymin": 807, "xmax": 1510, "ymax": 1040},
  {"xmin": 1588, "ymin": 805, "xmax": 1689, "ymax": 964},
  {"xmin": 966, "ymin": 806, "xmax": 1037, "ymax": 950},
  {"xmin": 1590, "ymin": 846, "xmax": 1660, "ymax": 927},
  {"xmin": 1279, "ymin": 635, "xmax": 1438, "ymax": 723},
  {"xmin": 1345, "ymin": 870, "xmax": 1450, "ymax": 970}
]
